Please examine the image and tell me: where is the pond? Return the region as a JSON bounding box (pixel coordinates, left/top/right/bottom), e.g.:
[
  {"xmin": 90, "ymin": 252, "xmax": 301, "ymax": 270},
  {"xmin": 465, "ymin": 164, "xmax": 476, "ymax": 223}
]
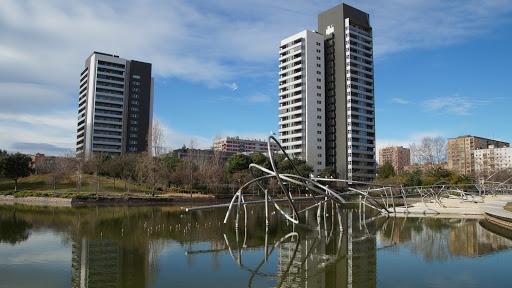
[{"xmin": 0, "ymin": 203, "xmax": 511, "ymax": 287}]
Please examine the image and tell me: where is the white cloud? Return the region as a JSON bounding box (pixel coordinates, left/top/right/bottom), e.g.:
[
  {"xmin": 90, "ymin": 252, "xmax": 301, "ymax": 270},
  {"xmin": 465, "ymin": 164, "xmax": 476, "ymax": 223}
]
[
  {"xmin": 422, "ymin": 94, "xmax": 491, "ymax": 115},
  {"xmin": 1, "ymin": 0, "xmax": 511, "ymax": 154},
  {"xmin": 158, "ymin": 121, "xmax": 213, "ymax": 150},
  {"xmin": 0, "ymin": 111, "xmax": 75, "ymax": 155},
  {"xmin": 391, "ymin": 98, "xmax": 408, "ymax": 104},
  {"xmin": 225, "ymin": 83, "xmax": 238, "ymax": 91}
]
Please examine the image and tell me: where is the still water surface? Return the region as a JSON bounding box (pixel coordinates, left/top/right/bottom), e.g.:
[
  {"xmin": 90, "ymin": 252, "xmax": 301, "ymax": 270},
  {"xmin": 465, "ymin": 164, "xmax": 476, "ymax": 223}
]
[{"xmin": 1, "ymin": 203, "xmax": 512, "ymax": 287}]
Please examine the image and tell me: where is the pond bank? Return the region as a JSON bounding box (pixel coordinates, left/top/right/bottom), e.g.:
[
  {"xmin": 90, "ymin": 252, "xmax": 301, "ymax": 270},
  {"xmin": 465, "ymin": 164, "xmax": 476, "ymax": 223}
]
[{"xmin": 0, "ymin": 195, "xmax": 231, "ymax": 207}]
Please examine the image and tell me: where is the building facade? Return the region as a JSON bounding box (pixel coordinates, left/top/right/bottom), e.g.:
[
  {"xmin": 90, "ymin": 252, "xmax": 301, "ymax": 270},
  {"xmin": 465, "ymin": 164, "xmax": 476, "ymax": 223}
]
[
  {"xmin": 447, "ymin": 135, "xmax": 509, "ymax": 175},
  {"xmin": 474, "ymin": 146, "xmax": 512, "ymax": 177},
  {"xmin": 379, "ymin": 146, "xmax": 410, "ymax": 175},
  {"xmin": 214, "ymin": 136, "xmax": 280, "ymax": 154},
  {"xmin": 76, "ymin": 52, "xmax": 154, "ymax": 157},
  {"xmin": 278, "ymin": 30, "xmax": 326, "ymax": 173},
  {"xmin": 279, "ymin": 3, "xmax": 376, "ymax": 181}
]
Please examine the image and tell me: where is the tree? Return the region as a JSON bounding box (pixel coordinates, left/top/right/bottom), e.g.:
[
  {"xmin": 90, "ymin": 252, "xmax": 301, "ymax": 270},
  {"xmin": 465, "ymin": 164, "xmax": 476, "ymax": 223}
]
[
  {"xmin": 226, "ymin": 154, "xmax": 252, "ymax": 176},
  {"xmin": 410, "ymin": 136, "xmax": 447, "ymax": 165},
  {"xmin": 200, "ymin": 151, "xmax": 226, "ymax": 196},
  {"xmin": 400, "ymin": 169, "xmax": 423, "ymax": 187},
  {"xmin": 317, "ymin": 166, "xmax": 339, "ymax": 178},
  {"xmin": 276, "ymin": 155, "xmax": 314, "ymax": 177},
  {"xmin": 138, "ymin": 120, "xmax": 166, "ymax": 196},
  {"xmin": 425, "ymin": 167, "xmax": 453, "ymax": 179},
  {"xmin": 0, "ymin": 153, "xmax": 34, "ymax": 191},
  {"xmin": 119, "ymin": 153, "xmax": 139, "ymax": 192},
  {"xmin": 0, "ymin": 149, "xmax": 8, "ymax": 177},
  {"xmin": 377, "ymin": 162, "xmax": 395, "ymax": 179},
  {"xmin": 46, "ymin": 156, "xmax": 71, "ymax": 192}
]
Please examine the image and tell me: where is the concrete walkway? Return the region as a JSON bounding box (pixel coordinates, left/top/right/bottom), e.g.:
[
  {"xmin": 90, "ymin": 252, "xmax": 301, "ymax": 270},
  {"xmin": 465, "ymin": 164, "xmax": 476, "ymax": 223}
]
[
  {"xmin": 479, "ymin": 196, "xmax": 512, "ymax": 229},
  {"xmin": 392, "ymin": 195, "xmax": 512, "ymax": 218}
]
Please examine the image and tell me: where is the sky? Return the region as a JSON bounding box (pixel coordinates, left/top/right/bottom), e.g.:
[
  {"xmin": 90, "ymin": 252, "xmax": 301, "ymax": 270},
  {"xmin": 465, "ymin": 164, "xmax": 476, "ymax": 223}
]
[{"xmin": 1, "ymin": 0, "xmax": 512, "ymax": 157}]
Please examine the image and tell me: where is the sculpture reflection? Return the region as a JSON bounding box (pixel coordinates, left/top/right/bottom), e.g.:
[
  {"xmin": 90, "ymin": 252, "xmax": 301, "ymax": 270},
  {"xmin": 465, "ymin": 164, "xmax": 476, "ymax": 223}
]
[{"xmin": 1, "ymin": 204, "xmax": 512, "ymax": 287}]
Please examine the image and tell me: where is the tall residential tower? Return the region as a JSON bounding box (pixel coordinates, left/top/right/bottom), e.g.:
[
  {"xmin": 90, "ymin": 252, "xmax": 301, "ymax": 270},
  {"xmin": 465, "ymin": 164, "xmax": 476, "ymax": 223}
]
[
  {"xmin": 76, "ymin": 52, "xmax": 154, "ymax": 157},
  {"xmin": 279, "ymin": 30, "xmax": 326, "ymax": 173},
  {"xmin": 279, "ymin": 3, "xmax": 376, "ymax": 181}
]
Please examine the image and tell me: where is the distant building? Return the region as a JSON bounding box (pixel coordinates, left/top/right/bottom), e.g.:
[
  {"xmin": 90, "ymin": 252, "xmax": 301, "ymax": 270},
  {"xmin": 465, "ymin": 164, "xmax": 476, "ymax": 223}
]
[
  {"xmin": 404, "ymin": 162, "xmax": 448, "ymax": 173},
  {"xmin": 378, "ymin": 146, "xmax": 410, "ymax": 175},
  {"xmin": 214, "ymin": 137, "xmax": 280, "ymax": 155},
  {"xmin": 30, "ymin": 153, "xmax": 57, "ymax": 174},
  {"xmin": 474, "ymin": 146, "xmax": 512, "ymax": 177},
  {"xmin": 169, "ymin": 147, "xmax": 234, "ymax": 162},
  {"xmin": 448, "ymin": 135, "xmax": 509, "ymax": 175},
  {"xmin": 76, "ymin": 52, "xmax": 154, "ymax": 157}
]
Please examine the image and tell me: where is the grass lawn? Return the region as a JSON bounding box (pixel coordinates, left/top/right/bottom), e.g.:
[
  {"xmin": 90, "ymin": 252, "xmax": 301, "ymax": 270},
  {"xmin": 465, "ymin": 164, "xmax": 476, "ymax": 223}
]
[{"xmin": 0, "ymin": 174, "xmax": 151, "ymax": 195}]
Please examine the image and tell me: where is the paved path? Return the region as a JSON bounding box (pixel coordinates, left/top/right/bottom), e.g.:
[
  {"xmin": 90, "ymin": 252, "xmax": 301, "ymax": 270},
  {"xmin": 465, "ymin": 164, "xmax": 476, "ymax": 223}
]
[{"xmin": 479, "ymin": 197, "xmax": 512, "ymax": 229}]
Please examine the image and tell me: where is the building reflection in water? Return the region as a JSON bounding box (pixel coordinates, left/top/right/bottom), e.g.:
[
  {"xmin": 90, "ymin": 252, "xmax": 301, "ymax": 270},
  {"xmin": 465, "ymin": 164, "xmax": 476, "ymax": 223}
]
[
  {"xmin": 378, "ymin": 215, "xmax": 512, "ymax": 261},
  {"xmin": 2, "ymin": 204, "xmax": 512, "ymax": 287}
]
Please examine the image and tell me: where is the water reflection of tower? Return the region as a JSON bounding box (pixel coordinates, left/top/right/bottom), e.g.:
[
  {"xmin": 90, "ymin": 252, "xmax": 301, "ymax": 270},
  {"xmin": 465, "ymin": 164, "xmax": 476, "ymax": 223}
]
[
  {"xmin": 278, "ymin": 237, "xmax": 326, "ymax": 287},
  {"xmin": 71, "ymin": 237, "xmax": 147, "ymax": 288},
  {"xmin": 277, "ymin": 210, "xmax": 377, "ymax": 287}
]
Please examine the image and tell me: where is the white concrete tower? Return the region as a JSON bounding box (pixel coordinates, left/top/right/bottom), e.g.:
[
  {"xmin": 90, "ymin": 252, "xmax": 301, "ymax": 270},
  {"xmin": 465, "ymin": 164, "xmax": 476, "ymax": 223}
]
[{"xmin": 278, "ymin": 30, "xmax": 326, "ymax": 173}]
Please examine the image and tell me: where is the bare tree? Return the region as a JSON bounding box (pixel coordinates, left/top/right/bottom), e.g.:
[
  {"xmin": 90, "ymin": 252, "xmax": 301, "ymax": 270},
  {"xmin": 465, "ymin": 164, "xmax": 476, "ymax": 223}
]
[
  {"xmin": 70, "ymin": 152, "xmax": 86, "ymax": 193},
  {"xmin": 410, "ymin": 136, "xmax": 447, "ymax": 165},
  {"xmin": 138, "ymin": 120, "xmax": 165, "ymax": 196},
  {"xmin": 200, "ymin": 150, "xmax": 226, "ymax": 196},
  {"xmin": 46, "ymin": 156, "xmax": 71, "ymax": 192}
]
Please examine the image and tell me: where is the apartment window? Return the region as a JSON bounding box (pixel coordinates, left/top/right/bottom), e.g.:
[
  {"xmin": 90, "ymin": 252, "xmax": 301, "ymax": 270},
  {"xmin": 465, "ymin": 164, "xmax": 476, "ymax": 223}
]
[
  {"xmin": 129, "ymin": 140, "xmax": 138, "ymax": 145},
  {"xmin": 317, "ymin": 108, "xmax": 321, "ymax": 112},
  {"xmin": 317, "ymin": 93, "xmax": 321, "ymax": 97},
  {"xmin": 130, "ymin": 120, "xmax": 138, "ymax": 124},
  {"xmin": 317, "ymin": 123, "xmax": 321, "ymax": 127},
  {"xmin": 132, "ymin": 87, "xmax": 140, "ymax": 92},
  {"xmin": 317, "ymin": 100, "xmax": 321, "ymax": 104},
  {"xmin": 317, "ymin": 161, "xmax": 322, "ymax": 165},
  {"xmin": 131, "ymin": 94, "xmax": 140, "ymax": 98},
  {"xmin": 317, "ymin": 138, "xmax": 322, "ymax": 142},
  {"xmin": 130, "ymin": 100, "xmax": 139, "ymax": 105},
  {"xmin": 316, "ymin": 42, "xmax": 321, "ymax": 46},
  {"xmin": 317, "ymin": 146, "xmax": 322, "ymax": 149},
  {"xmin": 129, "ymin": 133, "xmax": 138, "ymax": 138},
  {"xmin": 316, "ymin": 49, "xmax": 321, "ymax": 53},
  {"xmin": 317, "ymin": 131, "xmax": 322, "ymax": 134},
  {"xmin": 130, "ymin": 113, "xmax": 139, "ymax": 118},
  {"xmin": 129, "ymin": 147, "xmax": 137, "ymax": 151},
  {"xmin": 130, "ymin": 107, "xmax": 139, "ymax": 111},
  {"xmin": 318, "ymin": 154, "xmax": 322, "ymax": 157},
  {"xmin": 130, "ymin": 127, "xmax": 138, "ymax": 131},
  {"xmin": 133, "ymin": 75, "xmax": 141, "ymax": 79},
  {"xmin": 317, "ymin": 86, "xmax": 321, "ymax": 89},
  {"xmin": 317, "ymin": 71, "xmax": 321, "ymax": 75},
  {"xmin": 132, "ymin": 81, "xmax": 140, "ymax": 85},
  {"xmin": 316, "ymin": 56, "xmax": 321, "ymax": 60},
  {"xmin": 317, "ymin": 64, "xmax": 321, "ymax": 68}
]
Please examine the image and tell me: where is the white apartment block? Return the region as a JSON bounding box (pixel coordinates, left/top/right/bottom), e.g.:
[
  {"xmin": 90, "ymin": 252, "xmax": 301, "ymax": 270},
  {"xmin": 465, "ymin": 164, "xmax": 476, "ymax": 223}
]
[
  {"xmin": 474, "ymin": 146, "xmax": 512, "ymax": 177},
  {"xmin": 214, "ymin": 136, "xmax": 280, "ymax": 154},
  {"xmin": 278, "ymin": 30, "xmax": 326, "ymax": 173},
  {"xmin": 344, "ymin": 17, "xmax": 376, "ymax": 181}
]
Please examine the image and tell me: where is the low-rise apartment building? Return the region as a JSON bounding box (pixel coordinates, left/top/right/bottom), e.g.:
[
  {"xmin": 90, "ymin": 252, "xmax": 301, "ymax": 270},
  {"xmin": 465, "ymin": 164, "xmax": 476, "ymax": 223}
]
[
  {"xmin": 448, "ymin": 135, "xmax": 509, "ymax": 175},
  {"xmin": 214, "ymin": 137, "xmax": 280, "ymax": 155},
  {"xmin": 378, "ymin": 146, "xmax": 410, "ymax": 175}
]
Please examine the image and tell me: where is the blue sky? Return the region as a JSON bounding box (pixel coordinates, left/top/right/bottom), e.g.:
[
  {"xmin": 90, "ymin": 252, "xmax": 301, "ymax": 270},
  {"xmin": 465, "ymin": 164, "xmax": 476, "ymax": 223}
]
[{"xmin": 1, "ymin": 0, "xmax": 511, "ymax": 156}]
